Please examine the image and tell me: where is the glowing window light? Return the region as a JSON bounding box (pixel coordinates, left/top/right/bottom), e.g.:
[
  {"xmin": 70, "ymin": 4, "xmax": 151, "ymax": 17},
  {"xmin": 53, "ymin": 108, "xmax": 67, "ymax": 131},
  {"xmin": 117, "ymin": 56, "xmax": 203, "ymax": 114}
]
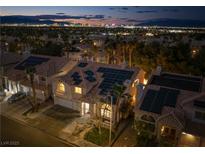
[
  {"xmin": 75, "ymin": 87, "xmax": 82, "ymax": 94},
  {"xmin": 57, "ymin": 82, "xmax": 65, "ymax": 93}
]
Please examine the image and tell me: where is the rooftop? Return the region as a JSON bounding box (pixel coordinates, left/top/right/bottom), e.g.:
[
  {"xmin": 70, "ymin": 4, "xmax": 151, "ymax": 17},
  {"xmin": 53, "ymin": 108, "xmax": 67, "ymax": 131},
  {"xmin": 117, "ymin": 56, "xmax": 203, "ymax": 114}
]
[
  {"xmin": 138, "ymin": 70, "xmax": 205, "ymax": 115},
  {"xmin": 59, "ymin": 61, "xmax": 140, "ymax": 102},
  {"xmin": 150, "ymin": 73, "xmax": 203, "ymax": 92},
  {"xmin": 140, "ymin": 88, "xmax": 180, "ymax": 114},
  {"xmin": 6, "ymin": 54, "xmax": 68, "ymax": 81}
]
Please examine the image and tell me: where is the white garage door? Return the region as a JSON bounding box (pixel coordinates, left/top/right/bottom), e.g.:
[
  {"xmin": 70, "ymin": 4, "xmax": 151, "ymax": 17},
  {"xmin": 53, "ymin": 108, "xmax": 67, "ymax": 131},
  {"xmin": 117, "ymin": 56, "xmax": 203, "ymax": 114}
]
[{"xmin": 54, "ymin": 96, "xmax": 80, "ymax": 111}]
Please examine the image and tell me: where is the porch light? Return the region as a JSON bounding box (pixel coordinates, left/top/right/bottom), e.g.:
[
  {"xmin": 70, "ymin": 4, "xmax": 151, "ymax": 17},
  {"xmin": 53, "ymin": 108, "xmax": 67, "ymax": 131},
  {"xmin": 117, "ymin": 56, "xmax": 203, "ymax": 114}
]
[
  {"xmin": 143, "ymin": 79, "xmax": 148, "ymax": 85},
  {"xmin": 182, "ymin": 132, "xmax": 195, "ymax": 138},
  {"xmin": 161, "ymin": 126, "xmax": 165, "ymax": 133}
]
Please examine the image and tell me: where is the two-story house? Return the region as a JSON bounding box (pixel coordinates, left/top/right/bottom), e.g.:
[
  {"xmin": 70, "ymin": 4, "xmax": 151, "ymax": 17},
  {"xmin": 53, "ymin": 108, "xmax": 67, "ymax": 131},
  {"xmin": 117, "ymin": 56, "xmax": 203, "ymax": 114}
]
[
  {"xmin": 53, "ymin": 61, "xmax": 145, "ymax": 127},
  {"xmin": 4, "ymin": 54, "xmax": 68, "ymax": 101},
  {"xmin": 134, "ymin": 67, "xmax": 205, "ymax": 146}
]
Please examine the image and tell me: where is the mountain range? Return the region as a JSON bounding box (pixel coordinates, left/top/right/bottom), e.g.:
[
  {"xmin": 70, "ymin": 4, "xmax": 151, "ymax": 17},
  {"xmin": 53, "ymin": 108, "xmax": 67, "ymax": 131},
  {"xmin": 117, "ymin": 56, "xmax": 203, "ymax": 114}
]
[{"xmin": 1, "ymin": 15, "xmax": 205, "ymax": 27}]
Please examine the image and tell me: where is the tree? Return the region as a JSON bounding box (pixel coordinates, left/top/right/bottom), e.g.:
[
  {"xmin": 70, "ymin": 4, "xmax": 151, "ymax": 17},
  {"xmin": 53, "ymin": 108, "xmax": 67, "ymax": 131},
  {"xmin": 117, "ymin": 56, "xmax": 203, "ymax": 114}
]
[
  {"xmin": 119, "ymin": 93, "xmax": 132, "ymax": 119},
  {"xmin": 25, "ymin": 66, "xmax": 38, "ymax": 112},
  {"xmin": 135, "ymin": 120, "xmax": 157, "ymax": 146},
  {"xmin": 111, "ymin": 84, "xmax": 126, "ymax": 127}
]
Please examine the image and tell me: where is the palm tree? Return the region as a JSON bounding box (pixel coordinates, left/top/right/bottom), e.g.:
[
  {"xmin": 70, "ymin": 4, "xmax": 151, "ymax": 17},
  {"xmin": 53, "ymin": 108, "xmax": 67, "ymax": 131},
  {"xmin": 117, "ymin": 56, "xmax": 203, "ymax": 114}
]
[
  {"xmin": 127, "ymin": 41, "xmax": 136, "ymax": 67},
  {"xmin": 111, "ymin": 84, "xmax": 126, "ymax": 127},
  {"xmin": 119, "ymin": 93, "xmax": 132, "ymax": 119},
  {"xmin": 25, "ymin": 65, "xmax": 38, "ymax": 112}
]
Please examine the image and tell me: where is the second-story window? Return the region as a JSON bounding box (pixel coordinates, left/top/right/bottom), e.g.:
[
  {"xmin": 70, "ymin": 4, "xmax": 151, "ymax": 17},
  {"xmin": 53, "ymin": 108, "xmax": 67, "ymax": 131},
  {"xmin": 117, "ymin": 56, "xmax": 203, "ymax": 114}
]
[
  {"xmin": 75, "ymin": 87, "xmax": 82, "ymax": 94},
  {"xmin": 56, "ymin": 82, "xmax": 65, "ymax": 94}
]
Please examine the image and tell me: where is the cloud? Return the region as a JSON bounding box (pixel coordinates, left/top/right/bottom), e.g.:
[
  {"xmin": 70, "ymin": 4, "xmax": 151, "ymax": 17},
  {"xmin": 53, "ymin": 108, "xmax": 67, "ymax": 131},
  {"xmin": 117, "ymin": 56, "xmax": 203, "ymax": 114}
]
[
  {"xmin": 136, "ymin": 10, "xmax": 158, "ymax": 13},
  {"xmin": 126, "ymin": 19, "xmax": 139, "ymax": 22},
  {"xmin": 126, "ymin": 19, "xmax": 145, "ymax": 23},
  {"xmin": 56, "ymin": 13, "xmax": 65, "ymax": 15},
  {"xmin": 121, "ymin": 7, "xmax": 129, "ymax": 10},
  {"xmin": 162, "ymin": 9, "xmax": 179, "ymax": 13}
]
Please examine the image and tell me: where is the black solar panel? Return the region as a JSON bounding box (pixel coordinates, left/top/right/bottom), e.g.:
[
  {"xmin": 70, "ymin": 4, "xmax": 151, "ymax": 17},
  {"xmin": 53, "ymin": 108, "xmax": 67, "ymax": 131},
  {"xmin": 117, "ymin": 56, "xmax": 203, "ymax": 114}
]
[
  {"xmin": 140, "ymin": 88, "xmax": 179, "ymax": 114},
  {"xmin": 97, "ymin": 67, "xmax": 134, "ymax": 96},
  {"xmin": 151, "ymin": 88, "xmax": 167, "ymax": 114},
  {"xmin": 73, "ymin": 79, "xmax": 82, "ymax": 85},
  {"xmin": 15, "ymin": 56, "xmax": 50, "ymax": 70},
  {"xmin": 194, "ymin": 100, "xmax": 205, "ymax": 108},
  {"xmin": 78, "ymin": 62, "xmax": 88, "ymax": 68},
  {"xmin": 164, "ymin": 88, "xmax": 179, "ymax": 107},
  {"xmin": 86, "ymin": 76, "xmax": 96, "ymax": 82},
  {"xmin": 150, "ymin": 74, "xmax": 201, "ymax": 92},
  {"xmin": 162, "ymin": 73, "xmax": 201, "ymax": 82},
  {"xmin": 140, "ymin": 90, "xmax": 157, "ymax": 111},
  {"xmin": 71, "ymin": 72, "xmax": 80, "ymax": 78},
  {"xmin": 84, "ymin": 70, "xmax": 94, "ymax": 76}
]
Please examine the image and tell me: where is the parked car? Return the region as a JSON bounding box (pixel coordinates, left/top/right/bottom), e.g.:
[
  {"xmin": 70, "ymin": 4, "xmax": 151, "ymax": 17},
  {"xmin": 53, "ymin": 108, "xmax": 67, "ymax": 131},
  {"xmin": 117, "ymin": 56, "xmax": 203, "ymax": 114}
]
[
  {"xmin": 7, "ymin": 92, "xmax": 26, "ymax": 103},
  {"xmin": 0, "ymin": 90, "xmax": 6, "ymax": 102}
]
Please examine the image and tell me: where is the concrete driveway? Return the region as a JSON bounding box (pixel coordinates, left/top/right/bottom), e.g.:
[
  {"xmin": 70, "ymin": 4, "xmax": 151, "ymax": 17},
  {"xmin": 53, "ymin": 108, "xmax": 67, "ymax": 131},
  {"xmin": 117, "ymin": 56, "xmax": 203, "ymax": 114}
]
[{"xmin": 0, "ymin": 97, "xmax": 31, "ymax": 118}]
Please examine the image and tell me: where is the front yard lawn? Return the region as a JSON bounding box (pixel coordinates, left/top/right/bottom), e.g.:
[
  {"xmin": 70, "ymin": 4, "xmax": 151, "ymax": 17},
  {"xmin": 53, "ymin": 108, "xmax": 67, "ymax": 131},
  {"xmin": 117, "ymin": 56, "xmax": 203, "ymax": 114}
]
[{"xmin": 84, "ymin": 127, "xmax": 115, "ymax": 146}]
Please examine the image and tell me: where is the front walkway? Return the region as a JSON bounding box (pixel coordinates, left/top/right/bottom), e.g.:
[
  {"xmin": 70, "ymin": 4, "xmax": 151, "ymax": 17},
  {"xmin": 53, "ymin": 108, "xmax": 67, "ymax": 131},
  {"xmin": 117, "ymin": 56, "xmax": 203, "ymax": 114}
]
[{"xmin": 112, "ymin": 118, "xmax": 136, "ymax": 147}]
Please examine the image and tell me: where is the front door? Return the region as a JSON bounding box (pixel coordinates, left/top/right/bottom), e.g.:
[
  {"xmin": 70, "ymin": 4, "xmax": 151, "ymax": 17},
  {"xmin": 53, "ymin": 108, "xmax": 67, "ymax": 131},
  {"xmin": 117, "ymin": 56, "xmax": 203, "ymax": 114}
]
[{"xmin": 81, "ymin": 102, "xmax": 90, "ymax": 116}]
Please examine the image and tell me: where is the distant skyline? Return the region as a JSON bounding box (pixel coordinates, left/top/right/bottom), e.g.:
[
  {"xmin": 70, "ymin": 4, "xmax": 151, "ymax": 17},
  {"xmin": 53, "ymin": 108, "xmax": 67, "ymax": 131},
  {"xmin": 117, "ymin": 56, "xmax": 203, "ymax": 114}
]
[{"xmin": 1, "ymin": 6, "xmax": 205, "ymax": 26}]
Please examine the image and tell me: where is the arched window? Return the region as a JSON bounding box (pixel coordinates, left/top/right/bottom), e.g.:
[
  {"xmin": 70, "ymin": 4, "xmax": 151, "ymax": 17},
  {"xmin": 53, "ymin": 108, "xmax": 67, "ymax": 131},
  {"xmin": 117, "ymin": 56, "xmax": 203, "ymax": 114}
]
[
  {"xmin": 101, "ymin": 104, "xmax": 111, "ymax": 119},
  {"xmin": 56, "ymin": 82, "xmax": 65, "ymax": 94}
]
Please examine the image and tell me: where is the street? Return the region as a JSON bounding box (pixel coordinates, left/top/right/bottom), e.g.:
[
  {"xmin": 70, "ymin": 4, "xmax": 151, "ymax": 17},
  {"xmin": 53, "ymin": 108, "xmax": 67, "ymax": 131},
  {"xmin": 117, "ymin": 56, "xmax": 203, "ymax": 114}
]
[{"xmin": 0, "ymin": 115, "xmax": 73, "ymax": 147}]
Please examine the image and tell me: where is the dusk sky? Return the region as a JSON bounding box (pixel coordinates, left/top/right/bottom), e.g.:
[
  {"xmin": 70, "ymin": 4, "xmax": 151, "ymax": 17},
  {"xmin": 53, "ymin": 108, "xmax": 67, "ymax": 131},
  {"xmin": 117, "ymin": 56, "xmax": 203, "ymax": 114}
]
[{"xmin": 1, "ymin": 6, "xmax": 205, "ymax": 25}]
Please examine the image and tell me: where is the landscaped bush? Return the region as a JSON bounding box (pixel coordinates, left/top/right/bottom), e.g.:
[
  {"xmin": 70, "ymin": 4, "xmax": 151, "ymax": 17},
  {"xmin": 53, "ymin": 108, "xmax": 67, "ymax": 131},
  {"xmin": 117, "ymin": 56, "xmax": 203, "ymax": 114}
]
[{"xmin": 84, "ymin": 127, "xmax": 115, "ymax": 146}]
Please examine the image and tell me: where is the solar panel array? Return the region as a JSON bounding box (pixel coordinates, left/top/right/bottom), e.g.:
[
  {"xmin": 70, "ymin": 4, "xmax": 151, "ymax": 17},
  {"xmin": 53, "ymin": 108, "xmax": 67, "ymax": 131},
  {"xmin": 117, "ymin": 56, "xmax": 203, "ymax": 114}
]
[
  {"xmin": 78, "ymin": 62, "xmax": 88, "ymax": 68},
  {"xmin": 71, "ymin": 72, "xmax": 82, "ymax": 85},
  {"xmin": 140, "ymin": 88, "xmax": 180, "ymax": 114},
  {"xmin": 194, "ymin": 100, "xmax": 205, "ymax": 108},
  {"xmin": 84, "ymin": 70, "xmax": 96, "ymax": 82},
  {"xmin": 15, "ymin": 56, "xmax": 50, "ymax": 70},
  {"xmin": 97, "ymin": 67, "xmax": 134, "ymax": 96},
  {"xmin": 150, "ymin": 73, "xmax": 202, "ymax": 92}
]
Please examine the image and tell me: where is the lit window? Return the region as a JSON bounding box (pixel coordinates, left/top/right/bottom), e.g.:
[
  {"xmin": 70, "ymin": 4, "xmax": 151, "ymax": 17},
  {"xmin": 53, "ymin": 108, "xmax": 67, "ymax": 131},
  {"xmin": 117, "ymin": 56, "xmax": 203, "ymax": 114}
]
[
  {"xmin": 75, "ymin": 87, "xmax": 82, "ymax": 94},
  {"xmin": 57, "ymin": 82, "xmax": 65, "ymax": 93},
  {"xmin": 101, "ymin": 104, "xmax": 111, "ymax": 119},
  {"xmin": 161, "ymin": 126, "xmax": 176, "ymax": 139}
]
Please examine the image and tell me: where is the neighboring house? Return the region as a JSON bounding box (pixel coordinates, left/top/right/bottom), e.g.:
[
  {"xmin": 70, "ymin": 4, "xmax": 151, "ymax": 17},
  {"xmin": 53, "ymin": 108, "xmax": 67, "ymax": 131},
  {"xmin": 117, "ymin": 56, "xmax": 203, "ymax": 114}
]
[
  {"xmin": 134, "ymin": 67, "xmax": 205, "ymax": 146},
  {"xmin": 4, "ymin": 54, "xmax": 68, "ymax": 101},
  {"xmin": 0, "ymin": 51, "xmax": 23, "ymax": 90},
  {"xmin": 74, "ymin": 43, "xmax": 107, "ymax": 64},
  {"xmin": 53, "ymin": 61, "xmax": 144, "ymax": 127}
]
